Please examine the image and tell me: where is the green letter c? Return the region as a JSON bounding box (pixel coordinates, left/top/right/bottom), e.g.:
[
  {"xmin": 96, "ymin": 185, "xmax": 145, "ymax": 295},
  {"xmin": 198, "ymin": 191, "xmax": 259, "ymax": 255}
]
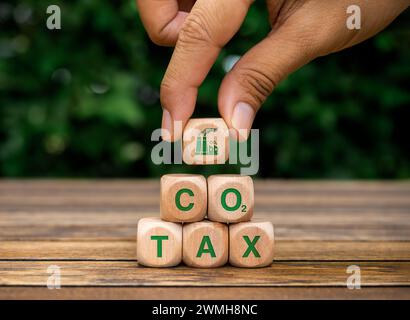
[{"xmin": 175, "ymin": 188, "xmax": 194, "ymax": 211}]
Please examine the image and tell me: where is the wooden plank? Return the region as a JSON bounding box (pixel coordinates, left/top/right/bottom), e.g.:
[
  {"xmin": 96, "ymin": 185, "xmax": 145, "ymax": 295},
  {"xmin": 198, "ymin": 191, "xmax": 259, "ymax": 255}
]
[
  {"xmin": 254, "ymin": 180, "xmax": 410, "ymax": 191},
  {"xmin": 1, "ymin": 180, "xmax": 409, "ymax": 192},
  {"xmin": 276, "ymin": 241, "xmax": 410, "ymax": 261},
  {"xmin": 1, "ymin": 184, "xmax": 409, "ymax": 197},
  {"xmin": 1, "ymin": 181, "xmax": 409, "ymax": 209},
  {"xmin": 0, "ymin": 225, "xmax": 138, "ymax": 240},
  {"xmin": 1, "ymin": 287, "xmax": 409, "ymax": 300},
  {"xmin": 271, "ymin": 225, "xmax": 410, "ymax": 240},
  {"xmin": 1, "ymin": 209, "xmax": 409, "ymax": 241},
  {"xmin": 0, "ymin": 240, "xmax": 136, "ymax": 260},
  {"xmin": 0, "ymin": 261, "xmax": 409, "ymax": 287},
  {"xmin": 1, "ymin": 225, "xmax": 409, "ymax": 240},
  {"xmin": 1, "ymin": 240, "xmax": 410, "ymax": 261},
  {"xmin": 0, "ymin": 180, "xmax": 159, "ymax": 191},
  {"xmin": 1, "ymin": 193, "xmax": 409, "ymax": 207},
  {"xmin": 1, "ymin": 211, "xmax": 409, "ymax": 227}
]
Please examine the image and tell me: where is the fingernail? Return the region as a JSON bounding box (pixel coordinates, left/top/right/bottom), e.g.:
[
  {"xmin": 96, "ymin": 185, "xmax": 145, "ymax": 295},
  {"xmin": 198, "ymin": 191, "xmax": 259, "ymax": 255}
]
[
  {"xmin": 161, "ymin": 109, "xmax": 173, "ymax": 141},
  {"xmin": 231, "ymin": 102, "xmax": 255, "ymax": 141}
]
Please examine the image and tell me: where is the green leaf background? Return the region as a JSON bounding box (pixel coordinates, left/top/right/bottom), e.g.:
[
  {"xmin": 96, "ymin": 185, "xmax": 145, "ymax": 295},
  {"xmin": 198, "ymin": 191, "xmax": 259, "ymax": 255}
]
[{"xmin": 0, "ymin": 1, "xmax": 409, "ymax": 178}]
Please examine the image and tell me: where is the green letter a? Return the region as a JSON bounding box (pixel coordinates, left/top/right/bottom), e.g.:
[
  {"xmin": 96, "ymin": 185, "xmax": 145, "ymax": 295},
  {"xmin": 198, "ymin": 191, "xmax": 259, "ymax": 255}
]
[{"xmin": 196, "ymin": 235, "xmax": 216, "ymax": 257}]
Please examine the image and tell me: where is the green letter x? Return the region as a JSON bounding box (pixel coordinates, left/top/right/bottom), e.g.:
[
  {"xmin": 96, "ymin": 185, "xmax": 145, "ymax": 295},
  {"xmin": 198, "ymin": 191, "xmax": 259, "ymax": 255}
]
[{"xmin": 242, "ymin": 235, "xmax": 261, "ymax": 258}]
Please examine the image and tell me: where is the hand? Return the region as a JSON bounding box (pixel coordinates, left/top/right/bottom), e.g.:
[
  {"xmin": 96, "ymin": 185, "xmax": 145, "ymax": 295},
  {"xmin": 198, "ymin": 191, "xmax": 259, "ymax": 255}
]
[{"xmin": 136, "ymin": 0, "xmax": 409, "ymax": 141}]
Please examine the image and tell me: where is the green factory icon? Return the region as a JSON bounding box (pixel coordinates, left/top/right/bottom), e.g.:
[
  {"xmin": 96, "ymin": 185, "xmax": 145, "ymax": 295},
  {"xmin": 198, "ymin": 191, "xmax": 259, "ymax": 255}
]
[{"xmin": 195, "ymin": 128, "xmax": 218, "ymax": 156}]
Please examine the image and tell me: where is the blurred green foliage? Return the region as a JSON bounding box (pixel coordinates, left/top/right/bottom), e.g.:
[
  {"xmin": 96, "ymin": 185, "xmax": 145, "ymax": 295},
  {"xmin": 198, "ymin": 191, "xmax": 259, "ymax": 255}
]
[{"xmin": 0, "ymin": 1, "xmax": 409, "ymax": 178}]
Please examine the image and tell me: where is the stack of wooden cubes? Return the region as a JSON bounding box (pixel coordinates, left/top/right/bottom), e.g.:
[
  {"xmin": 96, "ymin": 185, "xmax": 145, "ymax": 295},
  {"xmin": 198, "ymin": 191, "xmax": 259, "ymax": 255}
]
[{"xmin": 137, "ymin": 118, "xmax": 274, "ymax": 268}]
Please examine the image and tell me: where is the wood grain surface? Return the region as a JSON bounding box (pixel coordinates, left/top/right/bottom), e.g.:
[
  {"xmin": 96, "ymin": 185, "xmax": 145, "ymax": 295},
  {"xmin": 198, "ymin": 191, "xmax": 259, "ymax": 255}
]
[{"xmin": 0, "ymin": 180, "xmax": 409, "ymax": 299}]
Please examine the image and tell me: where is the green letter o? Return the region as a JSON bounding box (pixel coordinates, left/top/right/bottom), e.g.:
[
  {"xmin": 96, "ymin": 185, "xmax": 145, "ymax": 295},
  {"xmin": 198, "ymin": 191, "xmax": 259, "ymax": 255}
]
[{"xmin": 221, "ymin": 188, "xmax": 241, "ymax": 211}]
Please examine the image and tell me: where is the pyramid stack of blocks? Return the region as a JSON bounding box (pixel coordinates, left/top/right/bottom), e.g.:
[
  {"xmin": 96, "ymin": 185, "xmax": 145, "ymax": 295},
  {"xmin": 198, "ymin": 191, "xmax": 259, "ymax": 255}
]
[{"xmin": 137, "ymin": 118, "xmax": 274, "ymax": 268}]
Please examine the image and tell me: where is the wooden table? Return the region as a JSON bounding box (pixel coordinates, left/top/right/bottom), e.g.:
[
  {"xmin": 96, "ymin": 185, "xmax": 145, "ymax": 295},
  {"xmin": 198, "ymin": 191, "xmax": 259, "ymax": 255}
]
[{"xmin": 0, "ymin": 180, "xmax": 409, "ymax": 299}]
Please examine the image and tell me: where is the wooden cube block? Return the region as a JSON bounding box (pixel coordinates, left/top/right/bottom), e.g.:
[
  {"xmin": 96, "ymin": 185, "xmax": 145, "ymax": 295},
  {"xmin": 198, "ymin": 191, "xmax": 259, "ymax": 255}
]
[
  {"xmin": 183, "ymin": 118, "xmax": 229, "ymax": 165},
  {"xmin": 183, "ymin": 220, "xmax": 228, "ymax": 268},
  {"xmin": 160, "ymin": 174, "xmax": 207, "ymax": 222},
  {"xmin": 207, "ymin": 175, "xmax": 254, "ymax": 223},
  {"xmin": 137, "ymin": 217, "xmax": 182, "ymax": 267},
  {"xmin": 229, "ymin": 221, "xmax": 274, "ymax": 268}
]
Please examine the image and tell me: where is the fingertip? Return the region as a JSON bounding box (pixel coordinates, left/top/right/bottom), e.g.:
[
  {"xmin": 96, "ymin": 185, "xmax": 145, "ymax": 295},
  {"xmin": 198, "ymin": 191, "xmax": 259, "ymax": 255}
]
[
  {"xmin": 217, "ymin": 72, "xmax": 236, "ymax": 128},
  {"xmin": 218, "ymin": 74, "xmax": 256, "ymax": 142},
  {"xmin": 231, "ymin": 102, "xmax": 255, "ymax": 142},
  {"xmin": 161, "ymin": 109, "xmax": 173, "ymax": 142},
  {"xmin": 160, "ymin": 83, "xmax": 197, "ymax": 142},
  {"xmin": 161, "ymin": 109, "xmax": 187, "ymax": 142}
]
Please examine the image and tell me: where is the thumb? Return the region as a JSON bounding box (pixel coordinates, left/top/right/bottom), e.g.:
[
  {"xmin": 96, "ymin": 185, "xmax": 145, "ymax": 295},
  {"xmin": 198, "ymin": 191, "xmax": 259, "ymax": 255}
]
[{"xmin": 218, "ymin": 30, "xmax": 314, "ymax": 141}]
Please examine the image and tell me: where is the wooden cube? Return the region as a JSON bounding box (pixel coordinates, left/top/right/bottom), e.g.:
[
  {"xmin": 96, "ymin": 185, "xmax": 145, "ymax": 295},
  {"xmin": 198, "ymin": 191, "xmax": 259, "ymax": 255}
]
[
  {"xmin": 229, "ymin": 221, "xmax": 274, "ymax": 268},
  {"xmin": 160, "ymin": 174, "xmax": 207, "ymax": 223},
  {"xmin": 183, "ymin": 118, "xmax": 229, "ymax": 165},
  {"xmin": 137, "ymin": 217, "xmax": 182, "ymax": 267},
  {"xmin": 183, "ymin": 220, "xmax": 228, "ymax": 268},
  {"xmin": 207, "ymin": 175, "xmax": 254, "ymax": 223}
]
